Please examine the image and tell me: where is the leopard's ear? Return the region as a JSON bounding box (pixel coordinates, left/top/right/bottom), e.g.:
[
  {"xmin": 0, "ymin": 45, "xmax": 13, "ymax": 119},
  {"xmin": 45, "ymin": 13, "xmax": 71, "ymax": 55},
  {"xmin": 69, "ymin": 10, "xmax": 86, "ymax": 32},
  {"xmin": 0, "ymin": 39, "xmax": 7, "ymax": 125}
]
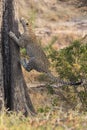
[{"xmin": 20, "ymin": 17, "xmax": 24, "ymax": 21}]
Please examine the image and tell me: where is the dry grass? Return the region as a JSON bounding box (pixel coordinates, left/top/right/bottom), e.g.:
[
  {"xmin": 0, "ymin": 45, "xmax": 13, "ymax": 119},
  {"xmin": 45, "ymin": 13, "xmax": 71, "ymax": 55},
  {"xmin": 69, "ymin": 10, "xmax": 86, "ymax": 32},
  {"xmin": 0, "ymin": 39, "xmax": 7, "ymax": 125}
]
[{"xmin": 0, "ymin": 107, "xmax": 87, "ymax": 130}]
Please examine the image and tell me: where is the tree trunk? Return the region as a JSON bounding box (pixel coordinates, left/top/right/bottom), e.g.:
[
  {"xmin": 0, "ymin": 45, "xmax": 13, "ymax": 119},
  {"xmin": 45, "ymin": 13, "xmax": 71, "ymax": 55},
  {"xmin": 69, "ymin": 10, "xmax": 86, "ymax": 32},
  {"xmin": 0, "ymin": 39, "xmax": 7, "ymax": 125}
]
[
  {"xmin": 0, "ymin": 0, "xmax": 4, "ymax": 110},
  {"xmin": 1, "ymin": 0, "xmax": 35, "ymax": 116}
]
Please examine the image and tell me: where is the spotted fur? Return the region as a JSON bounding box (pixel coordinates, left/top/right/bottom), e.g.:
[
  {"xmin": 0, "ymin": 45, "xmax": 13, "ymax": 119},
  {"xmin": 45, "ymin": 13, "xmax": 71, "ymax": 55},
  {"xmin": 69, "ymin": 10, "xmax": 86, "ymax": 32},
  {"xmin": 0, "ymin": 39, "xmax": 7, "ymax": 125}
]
[{"xmin": 9, "ymin": 18, "xmax": 82, "ymax": 86}]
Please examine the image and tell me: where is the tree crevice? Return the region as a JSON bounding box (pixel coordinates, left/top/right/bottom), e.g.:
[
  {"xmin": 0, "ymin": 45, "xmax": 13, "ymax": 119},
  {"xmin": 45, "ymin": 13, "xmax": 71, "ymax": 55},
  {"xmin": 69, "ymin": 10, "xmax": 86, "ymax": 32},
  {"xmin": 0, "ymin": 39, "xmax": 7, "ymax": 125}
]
[{"xmin": 2, "ymin": 0, "xmax": 12, "ymax": 109}]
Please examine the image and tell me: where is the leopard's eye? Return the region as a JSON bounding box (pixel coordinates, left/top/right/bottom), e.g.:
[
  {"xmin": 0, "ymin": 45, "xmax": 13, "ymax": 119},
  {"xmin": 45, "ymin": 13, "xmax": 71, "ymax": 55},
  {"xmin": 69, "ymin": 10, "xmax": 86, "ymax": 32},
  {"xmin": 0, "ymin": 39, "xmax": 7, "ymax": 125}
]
[{"xmin": 26, "ymin": 23, "xmax": 29, "ymax": 25}]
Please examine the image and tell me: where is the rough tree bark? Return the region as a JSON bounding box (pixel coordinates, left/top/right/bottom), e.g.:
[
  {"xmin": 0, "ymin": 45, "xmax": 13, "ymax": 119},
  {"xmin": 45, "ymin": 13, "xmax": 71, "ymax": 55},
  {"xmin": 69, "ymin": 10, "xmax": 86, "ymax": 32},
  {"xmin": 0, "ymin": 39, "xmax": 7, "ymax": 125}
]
[{"xmin": 1, "ymin": 0, "xmax": 35, "ymax": 116}]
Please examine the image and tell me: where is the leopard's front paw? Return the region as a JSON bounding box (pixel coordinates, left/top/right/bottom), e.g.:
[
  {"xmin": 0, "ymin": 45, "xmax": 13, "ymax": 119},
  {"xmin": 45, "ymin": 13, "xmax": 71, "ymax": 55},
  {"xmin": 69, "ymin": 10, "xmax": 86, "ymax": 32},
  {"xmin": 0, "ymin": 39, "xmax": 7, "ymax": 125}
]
[{"xmin": 9, "ymin": 31, "xmax": 15, "ymax": 38}]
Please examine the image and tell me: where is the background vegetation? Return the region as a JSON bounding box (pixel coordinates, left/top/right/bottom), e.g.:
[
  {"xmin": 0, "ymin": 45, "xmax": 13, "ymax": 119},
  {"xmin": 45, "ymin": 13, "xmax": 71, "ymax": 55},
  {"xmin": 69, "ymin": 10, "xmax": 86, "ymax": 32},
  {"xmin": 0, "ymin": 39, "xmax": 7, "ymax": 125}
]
[{"xmin": 45, "ymin": 39, "xmax": 87, "ymax": 111}]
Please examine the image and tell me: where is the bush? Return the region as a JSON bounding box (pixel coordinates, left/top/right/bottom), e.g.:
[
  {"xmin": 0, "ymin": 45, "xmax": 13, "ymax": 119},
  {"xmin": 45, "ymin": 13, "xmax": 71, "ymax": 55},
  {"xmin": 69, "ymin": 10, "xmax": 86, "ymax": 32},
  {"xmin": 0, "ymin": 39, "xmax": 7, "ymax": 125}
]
[
  {"xmin": 45, "ymin": 40, "xmax": 87, "ymax": 110},
  {"xmin": 46, "ymin": 40, "xmax": 87, "ymax": 81}
]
